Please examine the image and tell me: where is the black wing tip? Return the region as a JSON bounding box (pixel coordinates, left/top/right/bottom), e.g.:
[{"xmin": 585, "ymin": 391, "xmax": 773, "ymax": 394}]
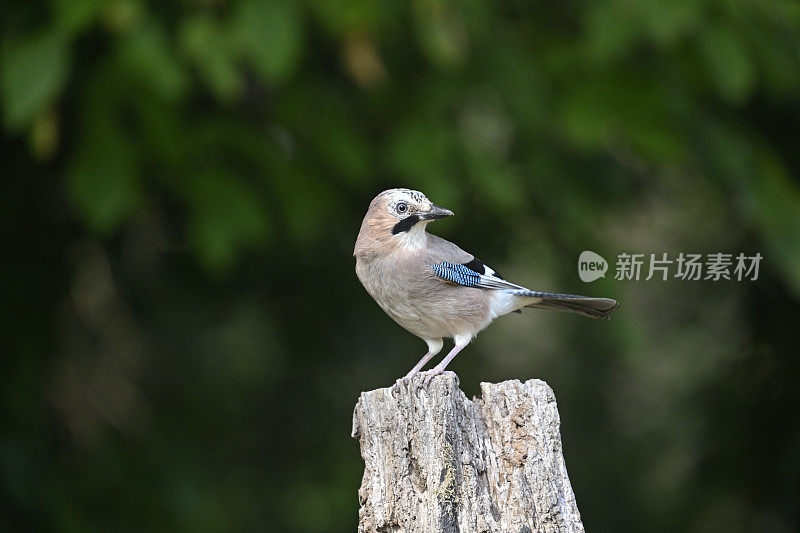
[
  {"xmin": 594, "ymin": 299, "xmax": 620, "ymax": 319},
  {"xmin": 462, "ymin": 257, "xmax": 504, "ymax": 279},
  {"xmin": 600, "ymin": 302, "xmax": 620, "ymax": 319},
  {"xmin": 522, "ymin": 293, "xmax": 620, "ymax": 319}
]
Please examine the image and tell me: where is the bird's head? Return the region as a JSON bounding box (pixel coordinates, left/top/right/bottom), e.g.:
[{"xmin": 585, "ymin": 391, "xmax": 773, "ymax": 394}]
[{"xmin": 355, "ymin": 188, "xmax": 453, "ymax": 254}]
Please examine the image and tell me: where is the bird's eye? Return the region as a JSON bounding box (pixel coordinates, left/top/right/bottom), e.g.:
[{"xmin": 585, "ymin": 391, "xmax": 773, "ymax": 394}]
[{"xmin": 396, "ymin": 202, "xmax": 409, "ymax": 214}]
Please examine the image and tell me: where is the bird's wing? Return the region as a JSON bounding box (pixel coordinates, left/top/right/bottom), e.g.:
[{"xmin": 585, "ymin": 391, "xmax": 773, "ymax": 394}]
[
  {"xmin": 431, "ymin": 259, "xmax": 619, "ymax": 318},
  {"xmin": 425, "ymin": 236, "xmax": 619, "ymax": 319},
  {"xmin": 431, "ymin": 260, "xmax": 528, "ymax": 291},
  {"xmin": 425, "ymin": 234, "xmax": 524, "ymax": 290},
  {"xmin": 425, "ymin": 233, "xmax": 474, "ymax": 264}
]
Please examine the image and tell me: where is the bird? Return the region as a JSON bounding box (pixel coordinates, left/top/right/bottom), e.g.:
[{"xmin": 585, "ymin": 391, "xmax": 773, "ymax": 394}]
[{"xmin": 353, "ymin": 188, "xmax": 619, "ymax": 386}]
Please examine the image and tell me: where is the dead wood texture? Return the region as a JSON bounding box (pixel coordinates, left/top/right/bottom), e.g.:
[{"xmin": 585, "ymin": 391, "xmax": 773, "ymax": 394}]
[{"xmin": 352, "ymin": 375, "xmax": 584, "ymax": 533}]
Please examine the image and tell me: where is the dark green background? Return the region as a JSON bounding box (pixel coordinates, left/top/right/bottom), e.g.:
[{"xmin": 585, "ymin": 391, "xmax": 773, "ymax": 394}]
[{"xmin": 2, "ymin": 1, "xmax": 799, "ymax": 531}]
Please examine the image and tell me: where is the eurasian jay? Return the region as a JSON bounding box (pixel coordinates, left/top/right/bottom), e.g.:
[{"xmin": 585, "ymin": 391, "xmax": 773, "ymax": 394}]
[{"xmin": 354, "ymin": 188, "xmax": 619, "ymax": 385}]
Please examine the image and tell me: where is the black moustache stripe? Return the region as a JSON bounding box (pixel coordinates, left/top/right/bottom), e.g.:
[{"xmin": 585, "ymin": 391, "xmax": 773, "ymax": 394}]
[{"xmin": 391, "ymin": 215, "xmax": 421, "ymax": 234}]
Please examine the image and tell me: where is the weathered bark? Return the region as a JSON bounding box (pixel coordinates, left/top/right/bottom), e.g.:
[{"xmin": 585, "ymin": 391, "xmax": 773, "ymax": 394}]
[{"xmin": 352, "ymin": 375, "xmax": 584, "ymax": 533}]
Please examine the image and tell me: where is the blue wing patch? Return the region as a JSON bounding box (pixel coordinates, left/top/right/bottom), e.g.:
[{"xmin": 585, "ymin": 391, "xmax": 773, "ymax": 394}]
[
  {"xmin": 431, "ymin": 261, "xmax": 481, "ymax": 287},
  {"xmin": 432, "ymin": 260, "xmax": 528, "ymax": 291}
]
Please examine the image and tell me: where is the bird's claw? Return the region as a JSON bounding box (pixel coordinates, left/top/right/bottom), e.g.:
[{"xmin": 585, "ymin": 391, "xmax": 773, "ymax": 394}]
[
  {"xmin": 421, "ymin": 369, "xmax": 439, "ymax": 386},
  {"xmin": 418, "ymin": 369, "xmax": 460, "ymax": 387},
  {"xmin": 392, "ymin": 370, "xmax": 460, "ymax": 392},
  {"xmin": 393, "ymin": 376, "xmax": 408, "ymax": 390}
]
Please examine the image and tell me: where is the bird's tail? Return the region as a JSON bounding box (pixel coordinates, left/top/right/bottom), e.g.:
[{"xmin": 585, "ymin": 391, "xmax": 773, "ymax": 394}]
[{"xmin": 514, "ymin": 290, "xmax": 619, "ymax": 319}]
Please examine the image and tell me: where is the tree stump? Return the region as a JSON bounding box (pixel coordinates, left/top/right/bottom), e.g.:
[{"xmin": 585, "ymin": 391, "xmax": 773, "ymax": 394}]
[{"xmin": 351, "ymin": 375, "xmax": 584, "ymax": 533}]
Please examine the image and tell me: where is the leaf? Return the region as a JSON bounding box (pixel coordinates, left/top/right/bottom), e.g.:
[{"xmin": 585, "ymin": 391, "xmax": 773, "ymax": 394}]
[
  {"xmin": 118, "ymin": 20, "xmax": 189, "ymax": 101},
  {"xmin": 412, "ymin": 0, "xmax": 469, "ymax": 70},
  {"xmin": 67, "ymin": 124, "xmax": 143, "ymax": 235},
  {"xmin": 51, "ymin": 0, "xmax": 104, "ymax": 34},
  {"xmin": 179, "ymin": 15, "xmax": 242, "ymax": 103},
  {"xmin": 307, "ymin": 0, "xmax": 393, "ymax": 35},
  {"xmin": 583, "ymin": 3, "xmax": 639, "ymax": 63},
  {"xmin": 699, "ymin": 24, "xmax": 755, "ymax": 104},
  {"xmin": 1, "ymin": 31, "xmax": 71, "ymax": 131},
  {"xmin": 640, "ymin": 0, "xmax": 701, "ymax": 48},
  {"xmin": 231, "ymin": 0, "xmax": 304, "ymax": 83},
  {"xmin": 748, "ymin": 26, "xmax": 800, "ymax": 96},
  {"xmin": 747, "ymin": 150, "xmax": 800, "ymax": 296}
]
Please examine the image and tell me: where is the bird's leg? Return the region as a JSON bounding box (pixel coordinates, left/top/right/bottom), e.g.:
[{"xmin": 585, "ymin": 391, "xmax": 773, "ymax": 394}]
[
  {"xmin": 421, "ymin": 338, "xmax": 469, "ymax": 386},
  {"xmin": 394, "ymin": 339, "xmax": 444, "ymax": 389},
  {"xmin": 395, "ymin": 351, "xmax": 436, "ymax": 388}
]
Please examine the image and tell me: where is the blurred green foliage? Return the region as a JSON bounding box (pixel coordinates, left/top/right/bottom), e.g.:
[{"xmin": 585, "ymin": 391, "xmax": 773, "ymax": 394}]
[{"xmin": 2, "ymin": 0, "xmax": 800, "ymax": 531}]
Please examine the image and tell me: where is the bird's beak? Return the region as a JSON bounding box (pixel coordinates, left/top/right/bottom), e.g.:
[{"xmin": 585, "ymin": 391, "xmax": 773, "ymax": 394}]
[{"xmin": 421, "ymin": 204, "xmax": 454, "ymax": 220}]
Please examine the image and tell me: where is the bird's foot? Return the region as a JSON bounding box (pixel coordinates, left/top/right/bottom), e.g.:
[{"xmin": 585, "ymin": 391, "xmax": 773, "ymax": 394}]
[
  {"xmin": 419, "ymin": 369, "xmax": 459, "ymax": 387},
  {"xmin": 392, "ymin": 370, "xmax": 460, "ymax": 392},
  {"xmin": 393, "ymin": 375, "xmax": 411, "ymax": 391}
]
